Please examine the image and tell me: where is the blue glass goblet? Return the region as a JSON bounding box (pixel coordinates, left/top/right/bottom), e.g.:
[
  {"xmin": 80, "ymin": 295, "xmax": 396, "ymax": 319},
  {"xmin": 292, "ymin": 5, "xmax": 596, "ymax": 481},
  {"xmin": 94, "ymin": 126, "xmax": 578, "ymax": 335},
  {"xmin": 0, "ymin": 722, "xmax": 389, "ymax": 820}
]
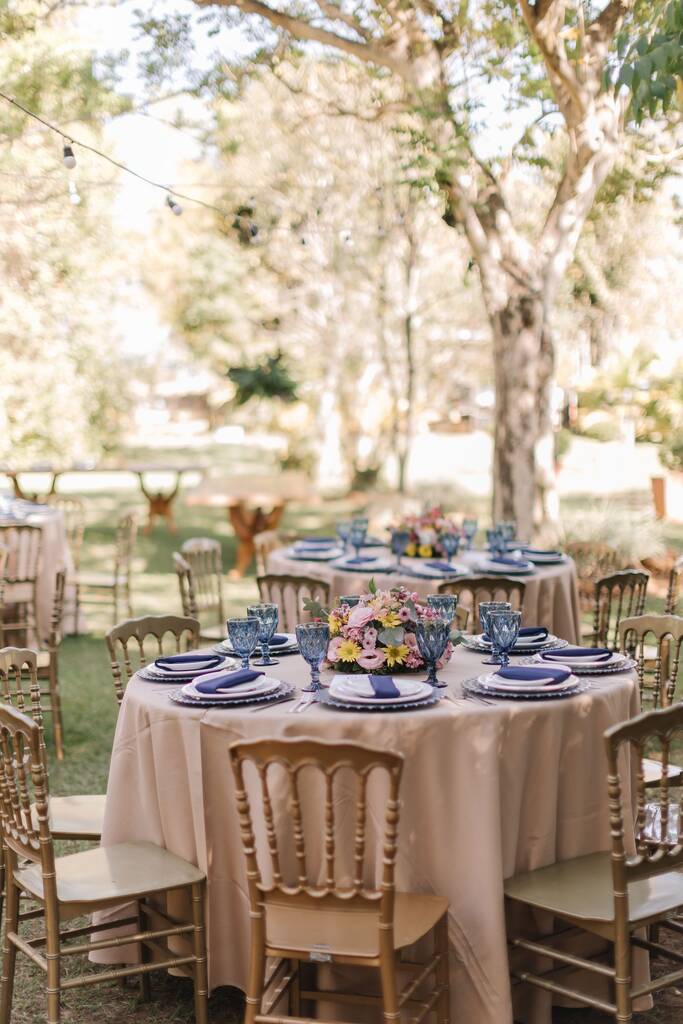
[
  {"xmin": 296, "ymin": 622, "xmax": 330, "ymax": 693},
  {"xmin": 415, "ymin": 620, "xmax": 451, "ymax": 688},
  {"xmin": 439, "ymin": 532, "xmax": 461, "ymax": 561},
  {"xmin": 488, "ymin": 610, "xmax": 522, "ymax": 669},
  {"xmin": 247, "ymin": 603, "xmax": 280, "ymax": 666},
  {"xmin": 339, "ymin": 594, "xmax": 361, "ymax": 607},
  {"xmin": 478, "ymin": 601, "xmax": 511, "ymax": 665},
  {"xmin": 486, "ymin": 528, "xmax": 505, "ymax": 558},
  {"xmin": 227, "ymin": 616, "xmax": 260, "ymax": 670},
  {"xmin": 462, "ymin": 518, "xmax": 478, "ymax": 550},
  {"xmin": 349, "ymin": 523, "xmax": 367, "ymax": 558},
  {"xmin": 427, "ymin": 594, "xmax": 458, "ymax": 626},
  {"xmin": 390, "ymin": 529, "xmax": 411, "ymax": 568},
  {"xmin": 499, "ymin": 521, "xmax": 516, "ymax": 542},
  {"xmin": 336, "ymin": 521, "xmax": 352, "ymax": 551}
]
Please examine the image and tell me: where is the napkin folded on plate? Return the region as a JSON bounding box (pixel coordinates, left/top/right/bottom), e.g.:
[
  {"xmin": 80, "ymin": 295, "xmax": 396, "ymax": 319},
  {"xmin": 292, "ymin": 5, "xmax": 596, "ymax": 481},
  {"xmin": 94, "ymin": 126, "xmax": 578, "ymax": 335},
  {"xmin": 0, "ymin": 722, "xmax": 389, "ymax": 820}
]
[
  {"xmin": 368, "ymin": 674, "xmax": 400, "ymax": 698},
  {"xmin": 344, "ymin": 556, "xmax": 377, "ymax": 565},
  {"xmin": 497, "ymin": 666, "xmax": 571, "ymax": 685},
  {"xmin": 483, "ymin": 627, "xmax": 548, "ymax": 643},
  {"xmin": 195, "ymin": 668, "xmax": 264, "ymax": 694},
  {"xmin": 540, "ymin": 646, "xmax": 611, "ymax": 662},
  {"xmin": 154, "ymin": 654, "xmax": 223, "ymax": 674},
  {"xmin": 489, "ymin": 555, "xmax": 532, "ymax": 568},
  {"xmin": 425, "ymin": 561, "xmax": 459, "ymax": 573},
  {"xmin": 269, "ymin": 634, "xmax": 290, "ymax": 646}
]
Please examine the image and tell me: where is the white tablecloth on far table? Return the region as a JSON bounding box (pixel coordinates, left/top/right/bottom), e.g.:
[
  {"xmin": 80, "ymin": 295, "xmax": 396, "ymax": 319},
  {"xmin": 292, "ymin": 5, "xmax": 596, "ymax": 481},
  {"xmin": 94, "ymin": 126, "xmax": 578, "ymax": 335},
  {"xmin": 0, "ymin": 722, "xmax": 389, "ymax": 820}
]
[
  {"xmin": 267, "ymin": 546, "xmax": 583, "ymax": 644},
  {"xmin": 99, "ymin": 646, "xmax": 640, "ymax": 1024}
]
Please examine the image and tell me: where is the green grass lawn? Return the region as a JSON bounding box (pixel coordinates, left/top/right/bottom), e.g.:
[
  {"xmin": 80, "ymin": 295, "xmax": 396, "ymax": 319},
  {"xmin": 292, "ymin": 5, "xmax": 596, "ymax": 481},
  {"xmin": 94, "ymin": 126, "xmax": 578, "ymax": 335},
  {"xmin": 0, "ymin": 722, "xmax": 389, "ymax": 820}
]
[{"xmin": 9, "ymin": 476, "xmax": 683, "ymax": 1022}]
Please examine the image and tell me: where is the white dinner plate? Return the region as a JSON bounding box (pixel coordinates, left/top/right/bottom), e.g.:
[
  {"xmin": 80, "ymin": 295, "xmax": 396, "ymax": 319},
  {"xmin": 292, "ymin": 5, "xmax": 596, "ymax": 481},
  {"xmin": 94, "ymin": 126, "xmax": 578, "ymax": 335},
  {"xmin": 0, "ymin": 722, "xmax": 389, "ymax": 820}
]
[
  {"xmin": 329, "ymin": 674, "xmax": 432, "ymax": 705},
  {"xmin": 477, "ymin": 671, "xmax": 579, "ymax": 694},
  {"xmin": 287, "ymin": 546, "xmax": 344, "ymax": 561},
  {"xmin": 473, "ymin": 560, "xmax": 534, "ymax": 575},
  {"xmin": 181, "ymin": 674, "xmax": 281, "ymax": 701}
]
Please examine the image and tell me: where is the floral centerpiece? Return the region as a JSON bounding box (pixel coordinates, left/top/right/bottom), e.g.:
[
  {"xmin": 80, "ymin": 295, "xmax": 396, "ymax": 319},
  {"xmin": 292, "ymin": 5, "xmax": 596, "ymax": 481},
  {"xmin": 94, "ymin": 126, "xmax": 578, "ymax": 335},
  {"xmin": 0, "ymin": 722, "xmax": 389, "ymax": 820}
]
[
  {"xmin": 310, "ymin": 582, "xmax": 458, "ymax": 675},
  {"xmin": 394, "ymin": 505, "xmax": 460, "ymax": 558}
]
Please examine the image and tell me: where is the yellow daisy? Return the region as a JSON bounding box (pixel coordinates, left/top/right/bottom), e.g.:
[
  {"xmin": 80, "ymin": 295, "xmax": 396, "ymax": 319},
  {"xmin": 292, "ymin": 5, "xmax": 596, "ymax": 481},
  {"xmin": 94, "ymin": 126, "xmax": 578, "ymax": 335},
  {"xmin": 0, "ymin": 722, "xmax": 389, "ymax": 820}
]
[
  {"xmin": 329, "ymin": 618, "xmax": 340, "ymax": 637},
  {"xmin": 379, "ymin": 611, "xmax": 401, "ymax": 628},
  {"xmin": 418, "ymin": 544, "xmax": 433, "ymax": 558},
  {"xmin": 384, "ymin": 643, "xmax": 409, "ymax": 668},
  {"xmin": 337, "ymin": 639, "xmax": 362, "ymax": 662},
  {"xmin": 405, "ymin": 543, "xmax": 417, "ymax": 557}
]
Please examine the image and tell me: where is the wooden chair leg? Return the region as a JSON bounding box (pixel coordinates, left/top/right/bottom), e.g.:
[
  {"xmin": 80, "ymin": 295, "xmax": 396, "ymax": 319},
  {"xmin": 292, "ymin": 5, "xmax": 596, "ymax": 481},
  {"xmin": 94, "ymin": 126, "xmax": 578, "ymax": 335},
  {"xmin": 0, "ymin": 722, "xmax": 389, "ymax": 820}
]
[
  {"xmin": 0, "ymin": 867, "xmax": 18, "ymax": 1024},
  {"xmin": 136, "ymin": 899, "xmax": 151, "ymax": 1003},
  {"xmin": 73, "ymin": 583, "xmax": 81, "ymax": 637},
  {"xmin": 244, "ymin": 910, "xmax": 266, "ymax": 1024},
  {"xmin": 289, "ymin": 960, "xmax": 301, "ymax": 1017},
  {"xmin": 49, "ymin": 661, "xmax": 65, "ymax": 762},
  {"xmin": 191, "ymin": 882, "xmax": 208, "ymax": 1024},
  {"xmin": 379, "ymin": 945, "xmax": 400, "ymax": 1024},
  {"xmin": 614, "ymin": 933, "xmax": 632, "ymax": 1024},
  {"xmin": 46, "ymin": 908, "xmax": 61, "ymax": 1024},
  {"xmin": 435, "ymin": 913, "xmax": 451, "ymax": 1024}
]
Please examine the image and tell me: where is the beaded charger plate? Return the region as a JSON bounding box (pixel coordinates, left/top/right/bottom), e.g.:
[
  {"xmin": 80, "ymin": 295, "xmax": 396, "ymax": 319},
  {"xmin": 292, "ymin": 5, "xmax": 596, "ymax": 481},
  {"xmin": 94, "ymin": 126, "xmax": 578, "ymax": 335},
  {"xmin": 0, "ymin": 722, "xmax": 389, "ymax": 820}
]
[
  {"xmin": 317, "ymin": 687, "xmax": 442, "ymax": 713},
  {"xmin": 520, "ymin": 654, "xmax": 637, "ymax": 676},
  {"xmin": 212, "ymin": 635, "xmax": 298, "ymax": 656},
  {"xmin": 168, "ymin": 681, "xmax": 295, "ymax": 709},
  {"xmin": 461, "ymin": 635, "xmax": 568, "ymax": 655},
  {"xmin": 463, "ymin": 676, "xmax": 590, "ymax": 702},
  {"xmin": 138, "ymin": 656, "xmax": 238, "ymax": 683}
]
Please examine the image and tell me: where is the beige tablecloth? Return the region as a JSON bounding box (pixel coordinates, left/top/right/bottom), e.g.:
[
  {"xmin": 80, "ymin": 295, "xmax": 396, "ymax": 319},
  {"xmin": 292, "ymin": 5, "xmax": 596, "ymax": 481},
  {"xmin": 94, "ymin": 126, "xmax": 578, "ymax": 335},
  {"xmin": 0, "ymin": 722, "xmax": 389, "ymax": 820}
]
[
  {"xmin": 101, "ymin": 647, "xmax": 639, "ymax": 1024},
  {"xmin": 1, "ymin": 508, "xmax": 73, "ymax": 643},
  {"xmin": 267, "ymin": 548, "xmax": 582, "ymax": 645}
]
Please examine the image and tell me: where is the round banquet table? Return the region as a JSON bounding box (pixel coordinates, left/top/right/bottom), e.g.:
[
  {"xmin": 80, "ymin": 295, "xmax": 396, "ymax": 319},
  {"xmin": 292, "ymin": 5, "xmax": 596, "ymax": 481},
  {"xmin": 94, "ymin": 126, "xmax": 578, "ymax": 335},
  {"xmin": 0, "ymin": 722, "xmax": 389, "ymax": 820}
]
[
  {"xmin": 266, "ymin": 547, "xmax": 583, "ymax": 646},
  {"xmin": 99, "ymin": 647, "xmax": 641, "ymax": 1024},
  {"xmin": 0, "ymin": 504, "xmax": 74, "ymax": 643}
]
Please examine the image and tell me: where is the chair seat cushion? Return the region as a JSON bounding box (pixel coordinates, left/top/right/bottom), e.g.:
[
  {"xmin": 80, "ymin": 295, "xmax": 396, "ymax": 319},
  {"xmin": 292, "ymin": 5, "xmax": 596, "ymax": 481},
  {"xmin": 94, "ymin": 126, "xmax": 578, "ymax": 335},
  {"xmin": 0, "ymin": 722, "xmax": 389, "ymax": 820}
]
[
  {"xmin": 33, "ymin": 794, "xmax": 107, "ymax": 840},
  {"xmin": 15, "ymin": 841, "xmax": 205, "ymax": 906},
  {"xmin": 264, "ymin": 890, "xmax": 447, "ymax": 958},
  {"xmin": 505, "ymin": 851, "xmax": 683, "ymax": 925}
]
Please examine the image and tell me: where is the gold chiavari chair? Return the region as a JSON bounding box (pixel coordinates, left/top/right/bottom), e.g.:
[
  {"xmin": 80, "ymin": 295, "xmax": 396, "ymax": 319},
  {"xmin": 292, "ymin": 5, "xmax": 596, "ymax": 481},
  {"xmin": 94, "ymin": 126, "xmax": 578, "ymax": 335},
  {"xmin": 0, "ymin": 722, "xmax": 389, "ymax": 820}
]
[
  {"xmin": 0, "ymin": 546, "xmax": 7, "ymax": 645},
  {"xmin": 74, "ymin": 512, "xmax": 137, "ymax": 630},
  {"xmin": 105, "ymin": 614, "xmax": 200, "ymax": 708},
  {"xmin": 564, "ymin": 541, "xmax": 619, "ymax": 615},
  {"xmin": 665, "ymin": 554, "xmax": 683, "ymax": 615},
  {"xmin": 0, "ymin": 525, "xmax": 43, "ymax": 646},
  {"xmin": 592, "ymin": 569, "xmax": 649, "ymax": 650},
  {"xmin": 230, "ymin": 738, "xmax": 450, "ymax": 1024},
  {"xmin": 0, "ymin": 648, "xmax": 104, "ymax": 845},
  {"xmin": 46, "ymin": 495, "xmax": 85, "ymax": 573},
  {"xmin": 173, "ymin": 552, "xmax": 195, "ymax": 616},
  {"xmin": 504, "ymin": 703, "xmax": 683, "ymax": 1023},
  {"xmin": 253, "ymin": 529, "xmax": 282, "ymax": 577},
  {"xmin": 0, "ymin": 704, "xmax": 208, "ymax": 1024},
  {"xmin": 618, "ymin": 613, "xmax": 683, "ymax": 787},
  {"xmin": 437, "ymin": 577, "xmax": 526, "ymax": 633},
  {"xmin": 256, "ymin": 574, "xmax": 331, "ymax": 632},
  {"xmin": 32, "ymin": 570, "xmax": 66, "ymax": 761},
  {"xmin": 180, "ymin": 538, "xmax": 225, "ymax": 641}
]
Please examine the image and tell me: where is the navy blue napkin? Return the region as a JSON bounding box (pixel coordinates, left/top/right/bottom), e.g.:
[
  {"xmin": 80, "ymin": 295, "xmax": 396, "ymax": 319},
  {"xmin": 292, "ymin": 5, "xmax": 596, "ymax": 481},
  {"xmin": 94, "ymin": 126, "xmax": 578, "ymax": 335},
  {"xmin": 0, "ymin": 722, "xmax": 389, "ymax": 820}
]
[
  {"xmin": 489, "ymin": 555, "xmax": 531, "ymax": 567},
  {"xmin": 497, "ymin": 666, "xmax": 571, "ymax": 685},
  {"xmin": 195, "ymin": 668, "xmax": 265, "ymax": 694},
  {"xmin": 298, "ymin": 536, "xmax": 336, "ymax": 545},
  {"xmin": 368, "ymin": 674, "xmax": 401, "ymax": 698},
  {"xmin": 541, "ymin": 646, "xmax": 611, "ymax": 662},
  {"xmin": 345, "ymin": 556, "xmax": 376, "ymax": 565},
  {"xmin": 269, "ymin": 634, "xmax": 290, "ymax": 646},
  {"xmin": 426, "ymin": 561, "xmax": 458, "ymax": 572},
  {"xmin": 154, "ymin": 654, "xmax": 223, "ymax": 673}
]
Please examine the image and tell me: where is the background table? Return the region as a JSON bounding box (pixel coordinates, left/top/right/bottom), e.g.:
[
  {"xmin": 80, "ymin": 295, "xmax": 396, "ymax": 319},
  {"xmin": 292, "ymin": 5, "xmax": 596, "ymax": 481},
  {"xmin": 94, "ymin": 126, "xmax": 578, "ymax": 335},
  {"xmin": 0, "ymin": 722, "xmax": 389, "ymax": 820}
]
[
  {"xmin": 100, "ymin": 647, "xmax": 638, "ymax": 1024},
  {"xmin": 267, "ymin": 547, "xmax": 583, "ymax": 644}
]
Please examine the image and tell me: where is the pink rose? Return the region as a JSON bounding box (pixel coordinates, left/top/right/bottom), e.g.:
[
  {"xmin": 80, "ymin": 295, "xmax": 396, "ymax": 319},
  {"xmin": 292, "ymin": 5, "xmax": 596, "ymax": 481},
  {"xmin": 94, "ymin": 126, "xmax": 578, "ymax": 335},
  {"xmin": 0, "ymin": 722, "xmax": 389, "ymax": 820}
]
[
  {"xmin": 327, "ymin": 637, "xmax": 342, "ymax": 662},
  {"xmin": 348, "ymin": 605, "xmax": 375, "ymax": 628},
  {"xmin": 405, "ymin": 631, "xmax": 418, "ymax": 649},
  {"xmin": 357, "ymin": 649, "xmax": 387, "ymax": 670},
  {"xmin": 405, "ymin": 652, "xmax": 422, "ymax": 668}
]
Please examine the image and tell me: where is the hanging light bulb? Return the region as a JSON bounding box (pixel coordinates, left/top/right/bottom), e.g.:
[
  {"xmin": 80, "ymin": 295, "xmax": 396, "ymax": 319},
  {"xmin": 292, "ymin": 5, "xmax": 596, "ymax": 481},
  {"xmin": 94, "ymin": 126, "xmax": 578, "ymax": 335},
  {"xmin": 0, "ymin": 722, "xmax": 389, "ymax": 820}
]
[
  {"xmin": 166, "ymin": 194, "xmax": 182, "ymax": 216},
  {"xmin": 68, "ymin": 181, "xmax": 81, "ymax": 206},
  {"xmin": 63, "ymin": 142, "xmax": 76, "ymax": 169}
]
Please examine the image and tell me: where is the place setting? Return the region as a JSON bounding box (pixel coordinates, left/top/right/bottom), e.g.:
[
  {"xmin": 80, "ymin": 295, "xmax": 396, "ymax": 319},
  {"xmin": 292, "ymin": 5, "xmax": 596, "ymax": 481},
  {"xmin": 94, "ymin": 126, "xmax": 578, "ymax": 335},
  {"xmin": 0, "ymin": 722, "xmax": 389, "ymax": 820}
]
[
  {"xmin": 461, "ymin": 600, "xmax": 568, "ymax": 659},
  {"xmin": 285, "ymin": 536, "xmax": 345, "ymax": 561},
  {"xmin": 330, "ymin": 518, "xmax": 396, "ymax": 573},
  {"xmin": 386, "ymin": 512, "xmax": 468, "ymax": 580},
  {"xmin": 462, "ymin": 609, "xmax": 589, "ymax": 703},
  {"xmin": 471, "ymin": 525, "xmax": 537, "ymax": 575},
  {"xmin": 522, "ymin": 645, "xmax": 637, "ymax": 675},
  {"xmin": 212, "ymin": 603, "xmax": 299, "ymax": 660}
]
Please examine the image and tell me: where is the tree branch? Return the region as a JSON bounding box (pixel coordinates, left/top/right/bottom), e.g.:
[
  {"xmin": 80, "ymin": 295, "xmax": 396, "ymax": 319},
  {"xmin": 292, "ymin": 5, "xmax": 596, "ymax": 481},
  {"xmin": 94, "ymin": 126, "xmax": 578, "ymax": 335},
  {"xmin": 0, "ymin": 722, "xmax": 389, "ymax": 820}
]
[{"xmin": 312, "ymin": 0, "xmax": 369, "ymax": 40}]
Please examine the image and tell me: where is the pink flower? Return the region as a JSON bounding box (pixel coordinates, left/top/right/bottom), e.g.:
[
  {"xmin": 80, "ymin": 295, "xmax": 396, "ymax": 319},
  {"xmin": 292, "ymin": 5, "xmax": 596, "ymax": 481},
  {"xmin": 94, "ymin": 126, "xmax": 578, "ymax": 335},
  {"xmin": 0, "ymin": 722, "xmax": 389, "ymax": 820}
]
[
  {"xmin": 357, "ymin": 648, "xmax": 387, "ymax": 670},
  {"xmin": 327, "ymin": 637, "xmax": 342, "ymax": 662},
  {"xmin": 405, "ymin": 652, "xmax": 422, "ymax": 668},
  {"xmin": 398, "ymin": 607, "xmax": 411, "ymax": 622},
  {"xmin": 348, "ymin": 605, "xmax": 376, "ymax": 628},
  {"xmin": 405, "ymin": 631, "xmax": 418, "ymax": 649},
  {"xmin": 362, "ymin": 627, "xmax": 378, "ymax": 650}
]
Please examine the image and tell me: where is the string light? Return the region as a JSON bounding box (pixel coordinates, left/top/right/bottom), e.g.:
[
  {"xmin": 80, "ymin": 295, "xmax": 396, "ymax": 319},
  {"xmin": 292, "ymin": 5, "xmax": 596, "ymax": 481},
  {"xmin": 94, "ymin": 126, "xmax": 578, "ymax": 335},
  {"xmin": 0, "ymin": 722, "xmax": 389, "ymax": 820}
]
[
  {"xmin": 68, "ymin": 181, "xmax": 81, "ymax": 206},
  {"xmin": 166, "ymin": 193, "xmax": 183, "ymax": 216},
  {"xmin": 62, "ymin": 143, "xmax": 76, "ymax": 169}
]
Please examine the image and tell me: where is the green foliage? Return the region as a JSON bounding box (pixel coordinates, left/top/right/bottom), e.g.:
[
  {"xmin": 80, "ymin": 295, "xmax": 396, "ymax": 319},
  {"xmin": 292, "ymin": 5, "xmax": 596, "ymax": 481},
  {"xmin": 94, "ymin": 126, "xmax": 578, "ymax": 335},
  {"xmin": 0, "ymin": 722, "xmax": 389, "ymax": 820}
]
[
  {"xmin": 617, "ymin": 0, "xmax": 683, "ymax": 122},
  {"xmin": 301, "ymin": 596, "xmax": 330, "ymax": 620},
  {"xmin": 660, "ymin": 429, "xmax": 683, "ymax": 472},
  {"xmin": 227, "ymin": 351, "xmax": 299, "ymax": 405}
]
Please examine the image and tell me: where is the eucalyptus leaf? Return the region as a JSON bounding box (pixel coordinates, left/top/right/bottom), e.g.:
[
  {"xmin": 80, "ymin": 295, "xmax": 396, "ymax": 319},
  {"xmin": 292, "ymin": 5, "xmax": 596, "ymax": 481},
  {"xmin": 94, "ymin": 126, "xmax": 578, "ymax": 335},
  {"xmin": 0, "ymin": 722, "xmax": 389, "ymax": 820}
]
[{"xmin": 378, "ymin": 626, "xmax": 405, "ymax": 645}]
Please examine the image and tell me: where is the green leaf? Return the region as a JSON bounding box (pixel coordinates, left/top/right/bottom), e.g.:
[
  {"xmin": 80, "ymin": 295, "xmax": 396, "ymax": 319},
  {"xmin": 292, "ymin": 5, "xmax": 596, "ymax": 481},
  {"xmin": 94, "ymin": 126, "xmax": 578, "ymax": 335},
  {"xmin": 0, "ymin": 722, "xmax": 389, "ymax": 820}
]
[
  {"xmin": 378, "ymin": 627, "xmax": 405, "ymax": 645},
  {"xmin": 302, "ymin": 597, "xmax": 329, "ymax": 621},
  {"xmin": 368, "ymin": 577, "xmax": 377, "ymax": 595}
]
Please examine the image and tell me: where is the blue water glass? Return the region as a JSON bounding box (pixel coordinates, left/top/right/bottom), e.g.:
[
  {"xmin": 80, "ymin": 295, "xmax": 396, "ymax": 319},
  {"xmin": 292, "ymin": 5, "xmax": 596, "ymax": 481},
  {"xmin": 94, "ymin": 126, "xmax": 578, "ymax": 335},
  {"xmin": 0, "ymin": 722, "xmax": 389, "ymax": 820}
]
[
  {"xmin": 415, "ymin": 620, "xmax": 451, "ymax": 688},
  {"xmin": 499, "ymin": 521, "xmax": 516, "ymax": 542},
  {"xmin": 478, "ymin": 601, "xmax": 511, "ymax": 665},
  {"xmin": 462, "ymin": 518, "xmax": 478, "ymax": 550},
  {"xmin": 247, "ymin": 603, "xmax": 280, "ymax": 666},
  {"xmin": 336, "ymin": 520, "xmax": 352, "ymax": 551},
  {"xmin": 439, "ymin": 532, "xmax": 461, "ymax": 561},
  {"xmin": 488, "ymin": 610, "xmax": 522, "ymax": 668},
  {"xmin": 427, "ymin": 594, "xmax": 458, "ymax": 626},
  {"xmin": 390, "ymin": 528, "xmax": 411, "ymax": 568},
  {"xmin": 295, "ymin": 622, "xmax": 330, "ymax": 693},
  {"xmin": 486, "ymin": 528, "xmax": 505, "ymax": 557},
  {"xmin": 227, "ymin": 616, "xmax": 260, "ymax": 670},
  {"xmin": 339, "ymin": 595, "xmax": 361, "ymax": 607},
  {"xmin": 349, "ymin": 522, "xmax": 367, "ymax": 558}
]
